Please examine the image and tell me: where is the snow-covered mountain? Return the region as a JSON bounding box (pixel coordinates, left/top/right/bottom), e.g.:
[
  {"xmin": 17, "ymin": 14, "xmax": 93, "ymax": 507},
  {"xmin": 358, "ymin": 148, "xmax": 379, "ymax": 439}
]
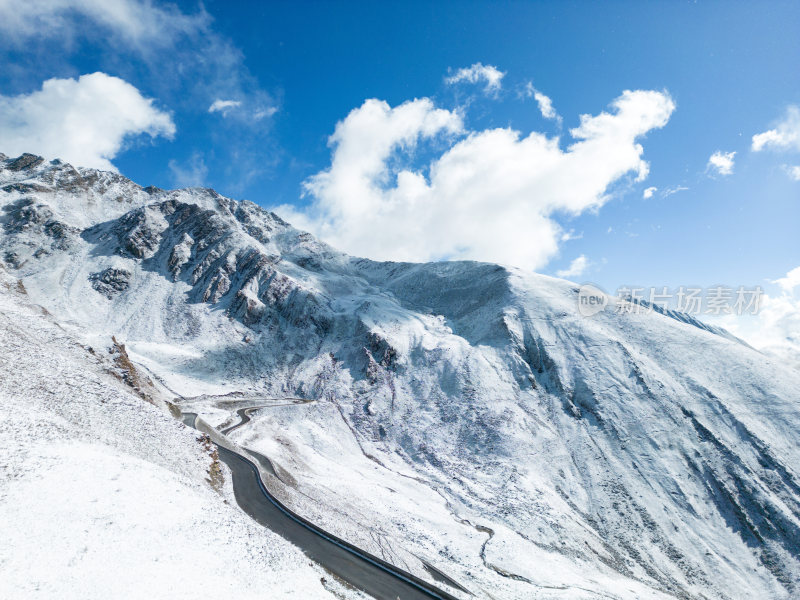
[{"xmin": 2, "ymin": 152, "xmax": 800, "ymax": 600}]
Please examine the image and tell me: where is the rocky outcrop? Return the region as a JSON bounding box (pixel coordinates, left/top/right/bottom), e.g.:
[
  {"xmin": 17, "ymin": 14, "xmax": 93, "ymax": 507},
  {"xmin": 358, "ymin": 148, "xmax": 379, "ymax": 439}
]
[
  {"xmin": 89, "ymin": 268, "xmax": 132, "ymax": 299},
  {"xmin": 6, "ymin": 153, "xmax": 44, "ymax": 172}
]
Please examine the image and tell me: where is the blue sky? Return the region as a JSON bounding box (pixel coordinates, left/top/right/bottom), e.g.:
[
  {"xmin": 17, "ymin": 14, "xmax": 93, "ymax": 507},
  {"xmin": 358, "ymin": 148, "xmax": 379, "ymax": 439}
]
[{"xmin": 0, "ymin": 1, "xmax": 798, "ymax": 317}]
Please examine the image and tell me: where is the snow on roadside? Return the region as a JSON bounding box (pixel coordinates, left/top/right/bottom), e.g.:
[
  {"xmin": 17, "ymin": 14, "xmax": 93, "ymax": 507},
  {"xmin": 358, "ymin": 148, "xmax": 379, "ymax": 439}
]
[{"xmin": 0, "ymin": 269, "xmax": 363, "ymax": 600}]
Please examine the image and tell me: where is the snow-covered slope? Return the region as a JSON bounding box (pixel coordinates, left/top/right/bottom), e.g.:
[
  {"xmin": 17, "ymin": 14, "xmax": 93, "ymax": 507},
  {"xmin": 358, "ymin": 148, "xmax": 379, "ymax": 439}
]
[
  {"xmin": 2, "ymin": 153, "xmax": 800, "ymax": 599},
  {"xmin": 0, "ymin": 262, "xmax": 363, "ymax": 599}
]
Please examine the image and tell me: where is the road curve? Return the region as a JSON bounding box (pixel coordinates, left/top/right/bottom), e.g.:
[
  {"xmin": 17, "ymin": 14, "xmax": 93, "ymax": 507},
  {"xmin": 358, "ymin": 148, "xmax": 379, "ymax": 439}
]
[
  {"xmin": 220, "ymin": 399, "xmax": 314, "ymax": 435},
  {"xmin": 183, "ymin": 411, "xmax": 464, "ymax": 600}
]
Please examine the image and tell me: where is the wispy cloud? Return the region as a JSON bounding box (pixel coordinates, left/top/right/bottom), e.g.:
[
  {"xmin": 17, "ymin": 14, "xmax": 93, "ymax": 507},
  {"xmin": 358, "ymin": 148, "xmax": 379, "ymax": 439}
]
[
  {"xmin": 752, "ymin": 105, "xmax": 800, "ymax": 152},
  {"xmin": 521, "ymin": 82, "xmax": 562, "ymax": 123},
  {"xmin": 751, "ymin": 106, "xmax": 800, "ymax": 181},
  {"xmin": 556, "ymin": 255, "xmax": 589, "ymax": 279},
  {"xmin": 663, "ymin": 185, "xmax": 689, "ymax": 198},
  {"xmin": 0, "ymin": 0, "xmax": 209, "ymax": 51},
  {"xmin": 773, "ymin": 265, "xmax": 800, "ymax": 293},
  {"xmin": 208, "ymin": 99, "xmax": 242, "ymax": 115},
  {"xmin": 168, "ymin": 151, "xmax": 208, "ymax": 188},
  {"xmin": 643, "ymin": 186, "xmax": 657, "ymax": 199},
  {"xmin": 445, "ymin": 63, "xmax": 505, "ymax": 94},
  {"xmin": 784, "ymin": 164, "xmax": 800, "ymax": 181},
  {"xmin": 254, "ymin": 107, "xmax": 279, "ymax": 121}
]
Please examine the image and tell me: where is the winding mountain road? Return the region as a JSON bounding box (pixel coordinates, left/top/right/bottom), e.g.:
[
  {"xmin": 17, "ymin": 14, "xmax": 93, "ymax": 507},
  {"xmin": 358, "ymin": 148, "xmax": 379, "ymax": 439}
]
[
  {"xmin": 181, "ymin": 409, "xmax": 465, "ymax": 600},
  {"xmin": 219, "ymin": 399, "xmax": 312, "ymax": 435}
]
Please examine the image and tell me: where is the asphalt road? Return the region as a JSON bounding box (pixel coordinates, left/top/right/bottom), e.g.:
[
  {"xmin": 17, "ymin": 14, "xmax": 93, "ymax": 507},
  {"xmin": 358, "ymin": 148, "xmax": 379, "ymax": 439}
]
[
  {"xmin": 220, "ymin": 406, "xmax": 257, "ymax": 435},
  {"xmin": 183, "ymin": 410, "xmax": 464, "ymax": 600},
  {"xmin": 218, "ymin": 446, "xmax": 462, "ymax": 600},
  {"xmin": 220, "ymin": 399, "xmax": 315, "ymax": 435}
]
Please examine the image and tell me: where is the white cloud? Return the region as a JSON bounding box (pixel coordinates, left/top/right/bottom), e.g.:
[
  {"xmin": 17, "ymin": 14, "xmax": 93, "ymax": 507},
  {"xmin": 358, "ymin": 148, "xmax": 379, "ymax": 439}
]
[
  {"xmin": 752, "ymin": 105, "xmax": 800, "ymax": 152},
  {"xmin": 556, "ymin": 255, "xmax": 589, "ymax": 279},
  {"xmin": 445, "ymin": 63, "xmax": 505, "ymax": 94},
  {"xmin": 294, "ymin": 98, "xmax": 463, "ymax": 226},
  {"xmin": 0, "ymin": 72, "xmax": 174, "ymax": 171},
  {"xmin": 643, "ymin": 186, "xmax": 657, "ymax": 199},
  {"xmin": 208, "ymin": 99, "xmax": 242, "ymax": 115},
  {"xmin": 707, "ymin": 150, "xmax": 736, "ymax": 176},
  {"xmin": 277, "ymin": 89, "xmax": 675, "ymax": 270},
  {"xmin": 522, "ymin": 82, "xmax": 561, "ymax": 123}
]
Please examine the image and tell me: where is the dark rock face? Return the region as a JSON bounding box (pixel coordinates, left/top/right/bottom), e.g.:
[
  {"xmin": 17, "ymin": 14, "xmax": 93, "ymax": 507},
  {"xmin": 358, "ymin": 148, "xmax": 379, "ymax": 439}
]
[
  {"xmin": 2, "ymin": 183, "xmax": 50, "ymax": 194},
  {"xmin": 2, "ymin": 198, "xmax": 53, "ymax": 234},
  {"xmin": 7, "ymin": 154, "xmax": 45, "ymax": 172},
  {"xmin": 3, "ymin": 250, "xmax": 23, "ymax": 269},
  {"xmin": 1, "ymin": 198, "xmax": 78, "ymax": 252},
  {"xmin": 111, "ymin": 207, "xmax": 168, "ymax": 259},
  {"xmin": 89, "ymin": 268, "xmax": 133, "ymax": 299},
  {"xmin": 84, "ymin": 198, "xmax": 332, "ymax": 335}
]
